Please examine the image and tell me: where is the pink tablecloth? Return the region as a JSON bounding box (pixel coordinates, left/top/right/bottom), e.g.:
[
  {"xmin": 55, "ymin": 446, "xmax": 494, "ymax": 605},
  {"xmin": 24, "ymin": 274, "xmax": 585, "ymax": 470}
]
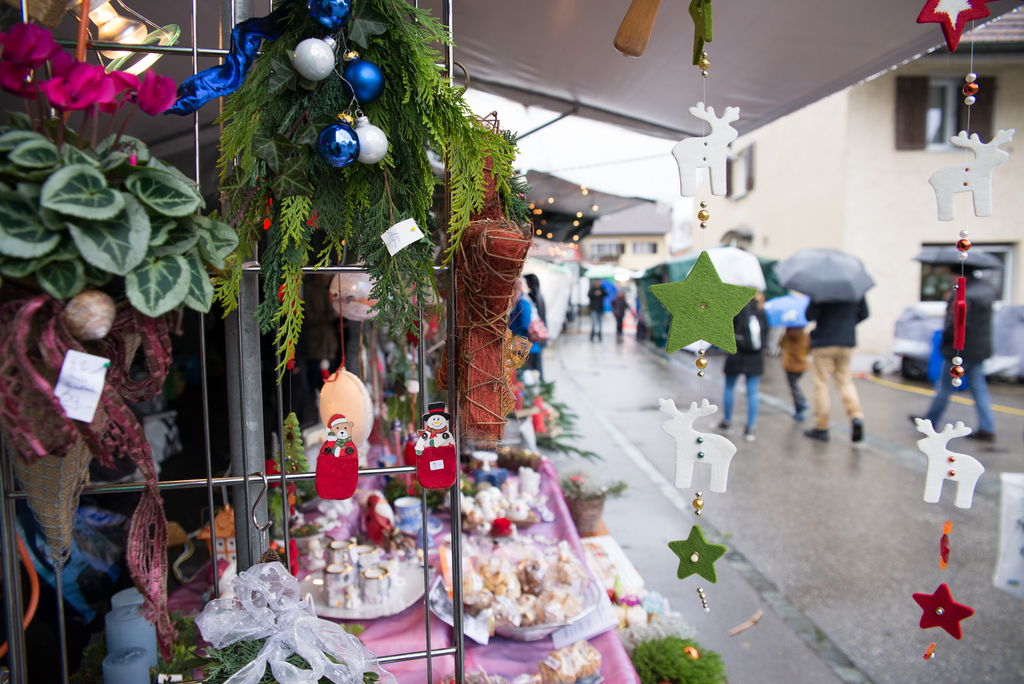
[{"xmin": 168, "ymin": 459, "xmax": 639, "ymax": 683}]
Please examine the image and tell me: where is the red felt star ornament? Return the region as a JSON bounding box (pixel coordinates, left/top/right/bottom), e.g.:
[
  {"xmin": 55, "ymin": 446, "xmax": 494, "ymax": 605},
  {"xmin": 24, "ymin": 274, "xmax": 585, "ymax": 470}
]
[
  {"xmin": 913, "ymin": 583, "xmax": 974, "ymax": 639},
  {"xmin": 917, "ymin": 0, "xmax": 991, "ymax": 53}
]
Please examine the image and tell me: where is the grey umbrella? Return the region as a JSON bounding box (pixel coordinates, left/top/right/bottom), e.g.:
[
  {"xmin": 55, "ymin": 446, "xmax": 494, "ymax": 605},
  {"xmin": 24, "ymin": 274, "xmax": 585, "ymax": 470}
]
[
  {"xmin": 773, "ymin": 248, "xmax": 875, "ymax": 302},
  {"xmin": 914, "ymin": 245, "xmax": 1003, "ymax": 269}
]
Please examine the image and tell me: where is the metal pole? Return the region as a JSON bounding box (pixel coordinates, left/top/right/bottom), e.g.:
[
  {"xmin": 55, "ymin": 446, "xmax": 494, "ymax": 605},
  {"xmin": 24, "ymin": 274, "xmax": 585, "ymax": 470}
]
[
  {"xmin": 276, "ymin": 347, "xmax": 290, "ymax": 565},
  {"xmin": 417, "ymin": 314, "xmax": 432, "ymax": 684},
  {"xmin": 0, "ymin": 442, "xmax": 27, "ymax": 684},
  {"xmin": 225, "ymin": 266, "xmax": 267, "ymax": 570},
  {"xmin": 199, "ymin": 313, "xmax": 220, "ymax": 598},
  {"xmin": 53, "ymin": 563, "xmax": 70, "ymax": 684}
]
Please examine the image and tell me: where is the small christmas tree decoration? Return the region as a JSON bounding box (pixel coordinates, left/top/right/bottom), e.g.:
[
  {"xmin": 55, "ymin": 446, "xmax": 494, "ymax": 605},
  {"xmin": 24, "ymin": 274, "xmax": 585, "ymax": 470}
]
[
  {"xmin": 316, "ymin": 414, "xmax": 359, "ymax": 500},
  {"xmin": 672, "ymin": 103, "xmax": 739, "ymax": 197},
  {"xmin": 668, "ymin": 525, "xmax": 727, "ymax": 583},
  {"xmin": 291, "ymin": 37, "xmax": 336, "ymax": 81},
  {"xmin": 916, "ymin": 0, "xmax": 990, "ymax": 53},
  {"xmin": 354, "ymin": 116, "xmax": 389, "ymax": 164},
  {"xmin": 688, "ymin": 0, "xmax": 712, "ymax": 65},
  {"xmin": 659, "ymin": 398, "xmax": 737, "ymax": 493},
  {"xmin": 940, "ymin": 520, "xmax": 953, "ymax": 570},
  {"xmin": 649, "ymin": 251, "xmax": 757, "ymax": 354},
  {"xmin": 342, "ymin": 52, "xmax": 385, "ymax": 105},
  {"xmin": 317, "ymin": 117, "xmax": 360, "ymax": 168},
  {"xmin": 913, "ymin": 583, "xmax": 975, "ymax": 639},
  {"xmin": 914, "ymin": 419, "xmax": 985, "ymax": 509},
  {"xmin": 415, "ymin": 402, "xmax": 457, "ymax": 489},
  {"xmin": 927, "ymin": 129, "xmax": 1014, "ymax": 221}
]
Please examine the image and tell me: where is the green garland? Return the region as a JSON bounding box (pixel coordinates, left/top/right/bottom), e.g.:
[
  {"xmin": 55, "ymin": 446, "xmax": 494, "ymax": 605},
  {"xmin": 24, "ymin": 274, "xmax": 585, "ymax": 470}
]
[
  {"xmin": 215, "ymin": 0, "xmax": 519, "ymax": 378},
  {"xmin": 198, "ymin": 637, "xmax": 379, "ymax": 684}
]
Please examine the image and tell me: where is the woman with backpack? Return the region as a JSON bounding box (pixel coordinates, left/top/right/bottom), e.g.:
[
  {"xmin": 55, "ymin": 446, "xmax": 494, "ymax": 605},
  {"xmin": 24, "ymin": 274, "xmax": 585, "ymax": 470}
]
[
  {"xmin": 510, "ymin": 278, "xmax": 547, "ymax": 380},
  {"xmin": 718, "ymin": 293, "xmax": 769, "ymax": 442}
]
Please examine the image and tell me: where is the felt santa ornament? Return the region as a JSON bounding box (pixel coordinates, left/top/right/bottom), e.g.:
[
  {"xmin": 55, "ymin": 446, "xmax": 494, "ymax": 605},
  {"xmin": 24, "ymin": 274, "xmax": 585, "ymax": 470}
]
[
  {"xmin": 415, "ymin": 402, "xmax": 458, "ymax": 489},
  {"xmin": 365, "ymin": 492, "xmax": 395, "ymax": 545},
  {"xmin": 316, "ymin": 414, "xmax": 359, "ymax": 500}
]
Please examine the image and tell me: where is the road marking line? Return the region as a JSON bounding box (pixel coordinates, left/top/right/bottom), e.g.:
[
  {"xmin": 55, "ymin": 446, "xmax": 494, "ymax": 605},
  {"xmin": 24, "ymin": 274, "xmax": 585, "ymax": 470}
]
[{"xmin": 864, "ymin": 375, "xmax": 1024, "ymax": 417}]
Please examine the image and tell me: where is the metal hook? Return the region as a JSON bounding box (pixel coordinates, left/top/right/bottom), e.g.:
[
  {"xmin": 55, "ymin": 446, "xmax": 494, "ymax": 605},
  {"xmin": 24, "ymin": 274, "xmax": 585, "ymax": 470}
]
[
  {"xmin": 250, "ymin": 470, "xmax": 272, "ymax": 532},
  {"xmin": 453, "ymin": 60, "xmax": 470, "ymax": 91}
]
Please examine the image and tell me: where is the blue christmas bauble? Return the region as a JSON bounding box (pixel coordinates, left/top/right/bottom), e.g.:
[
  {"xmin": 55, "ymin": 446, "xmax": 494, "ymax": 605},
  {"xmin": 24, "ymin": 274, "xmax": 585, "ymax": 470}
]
[
  {"xmin": 343, "ymin": 59, "xmax": 386, "ymax": 105},
  {"xmin": 317, "ymin": 123, "xmax": 360, "ymax": 168},
  {"xmin": 307, "ymin": 0, "xmax": 351, "ymax": 30}
]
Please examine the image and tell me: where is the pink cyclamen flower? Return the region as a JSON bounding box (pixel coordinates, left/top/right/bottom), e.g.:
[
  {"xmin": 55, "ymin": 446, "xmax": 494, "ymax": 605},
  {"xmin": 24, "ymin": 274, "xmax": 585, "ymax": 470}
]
[
  {"xmin": 0, "ymin": 62, "xmax": 35, "ymax": 98},
  {"xmin": 0, "ymin": 24, "xmax": 61, "ymax": 69},
  {"xmin": 50, "ymin": 51, "xmax": 77, "ymax": 79},
  {"xmin": 39, "ymin": 62, "xmax": 116, "ymax": 111},
  {"xmin": 136, "ymin": 71, "xmax": 177, "ymax": 115},
  {"xmin": 99, "ymin": 70, "xmax": 140, "ymax": 114}
]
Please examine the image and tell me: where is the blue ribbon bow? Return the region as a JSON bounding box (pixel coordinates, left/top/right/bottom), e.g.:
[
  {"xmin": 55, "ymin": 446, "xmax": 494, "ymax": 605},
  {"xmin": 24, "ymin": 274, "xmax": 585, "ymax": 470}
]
[{"xmin": 166, "ymin": 1, "xmax": 294, "ymax": 116}]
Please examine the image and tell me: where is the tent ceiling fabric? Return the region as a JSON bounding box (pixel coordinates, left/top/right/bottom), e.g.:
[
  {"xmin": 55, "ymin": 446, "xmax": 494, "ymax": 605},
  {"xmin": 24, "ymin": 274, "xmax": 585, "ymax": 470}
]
[{"xmin": 438, "ymin": 0, "xmax": 1022, "ymax": 139}]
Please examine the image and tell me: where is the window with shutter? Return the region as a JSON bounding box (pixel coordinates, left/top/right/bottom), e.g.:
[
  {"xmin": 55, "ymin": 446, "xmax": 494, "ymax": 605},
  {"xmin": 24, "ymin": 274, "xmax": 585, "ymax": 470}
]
[
  {"xmin": 745, "ymin": 143, "xmax": 755, "ymax": 192},
  {"xmin": 959, "ymin": 76, "xmax": 995, "ymax": 143},
  {"xmin": 896, "ymin": 76, "xmax": 928, "ymax": 150}
]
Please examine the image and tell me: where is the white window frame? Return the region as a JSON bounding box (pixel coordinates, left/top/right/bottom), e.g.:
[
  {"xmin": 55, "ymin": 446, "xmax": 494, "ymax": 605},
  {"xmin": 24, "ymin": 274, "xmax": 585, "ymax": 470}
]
[
  {"xmin": 926, "ymin": 78, "xmax": 959, "ymax": 151},
  {"xmin": 632, "ymin": 241, "xmax": 658, "ymax": 255}
]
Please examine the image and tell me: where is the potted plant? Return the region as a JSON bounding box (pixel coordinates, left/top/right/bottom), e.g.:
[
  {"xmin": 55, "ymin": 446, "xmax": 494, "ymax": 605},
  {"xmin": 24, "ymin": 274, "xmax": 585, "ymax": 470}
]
[{"xmin": 560, "ymin": 470, "xmax": 627, "ymax": 536}]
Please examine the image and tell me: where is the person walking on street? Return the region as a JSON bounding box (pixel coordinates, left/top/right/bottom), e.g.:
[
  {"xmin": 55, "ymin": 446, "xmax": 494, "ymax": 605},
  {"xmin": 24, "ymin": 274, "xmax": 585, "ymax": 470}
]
[
  {"xmin": 719, "ymin": 295, "xmax": 769, "ymax": 442},
  {"xmin": 803, "ymin": 297, "xmax": 868, "ymax": 442},
  {"xmin": 914, "ymin": 271, "xmax": 997, "ymax": 441},
  {"xmin": 779, "ymin": 327, "xmax": 810, "ymax": 422},
  {"xmin": 588, "ymin": 281, "xmax": 608, "ymax": 342},
  {"xmin": 611, "ymin": 290, "xmax": 628, "ymax": 343},
  {"xmin": 524, "ymin": 274, "xmax": 548, "ymax": 380},
  {"xmin": 509, "ymin": 280, "xmax": 542, "ymax": 378}
]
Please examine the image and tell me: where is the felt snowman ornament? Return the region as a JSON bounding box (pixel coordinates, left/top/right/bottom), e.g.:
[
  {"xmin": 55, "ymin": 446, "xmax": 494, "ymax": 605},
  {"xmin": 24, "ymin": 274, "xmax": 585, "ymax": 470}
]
[
  {"xmin": 316, "ymin": 413, "xmax": 359, "ymax": 500},
  {"xmin": 415, "ymin": 402, "xmax": 457, "ymax": 489}
]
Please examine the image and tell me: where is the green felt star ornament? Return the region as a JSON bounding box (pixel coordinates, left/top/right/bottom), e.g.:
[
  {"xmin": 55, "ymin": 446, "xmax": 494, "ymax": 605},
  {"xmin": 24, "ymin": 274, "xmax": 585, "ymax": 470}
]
[
  {"xmin": 648, "ymin": 251, "xmax": 756, "ymax": 354},
  {"xmin": 668, "ymin": 524, "xmax": 727, "ymax": 583},
  {"xmin": 689, "ymin": 0, "xmax": 713, "ymax": 65}
]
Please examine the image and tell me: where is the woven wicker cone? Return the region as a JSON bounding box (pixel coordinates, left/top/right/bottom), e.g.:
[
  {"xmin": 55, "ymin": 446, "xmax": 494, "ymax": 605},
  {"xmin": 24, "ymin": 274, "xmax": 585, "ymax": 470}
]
[
  {"xmin": 566, "ymin": 497, "xmax": 605, "ymax": 537},
  {"xmin": 1, "ymin": 0, "xmax": 73, "ymax": 27}
]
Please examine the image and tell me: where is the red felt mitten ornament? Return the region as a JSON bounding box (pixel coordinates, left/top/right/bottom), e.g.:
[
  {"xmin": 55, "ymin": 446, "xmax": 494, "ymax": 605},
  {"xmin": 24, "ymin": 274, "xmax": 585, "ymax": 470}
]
[
  {"xmin": 316, "ymin": 414, "xmax": 359, "ymax": 500},
  {"xmin": 415, "ymin": 402, "xmax": 458, "ymax": 489}
]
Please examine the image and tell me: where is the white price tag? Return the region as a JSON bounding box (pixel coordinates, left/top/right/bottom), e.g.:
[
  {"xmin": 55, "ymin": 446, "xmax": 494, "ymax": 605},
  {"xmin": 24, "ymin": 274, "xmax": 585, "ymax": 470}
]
[
  {"xmin": 53, "ymin": 349, "xmax": 110, "ymax": 423},
  {"xmin": 430, "ymin": 459, "xmax": 444, "ymax": 471},
  {"xmin": 381, "ymin": 218, "xmax": 425, "ymax": 256}
]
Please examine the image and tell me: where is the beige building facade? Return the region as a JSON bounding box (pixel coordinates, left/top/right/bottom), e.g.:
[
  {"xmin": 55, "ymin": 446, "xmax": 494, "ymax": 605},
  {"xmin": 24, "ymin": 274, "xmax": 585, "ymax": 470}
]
[
  {"xmin": 582, "ymin": 202, "xmax": 676, "ymax": 272},
  {"xmin": 702, "ymin": 51, "xmax": 1023, "ymax": 355}
]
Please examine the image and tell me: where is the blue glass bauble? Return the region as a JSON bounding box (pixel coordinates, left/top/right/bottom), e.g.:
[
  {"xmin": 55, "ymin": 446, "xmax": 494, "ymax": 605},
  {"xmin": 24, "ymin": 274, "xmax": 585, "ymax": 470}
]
[
  {"xmin": 307, "ymin": 0, "xmax": 351, "ymax": 30},
  {"xmin": 343, "ymin": 59, "xmax": 386, "ymax": 105},
  {"xmin": 317, "ymin": 123, "xmax": 360, "ymax": 168}
]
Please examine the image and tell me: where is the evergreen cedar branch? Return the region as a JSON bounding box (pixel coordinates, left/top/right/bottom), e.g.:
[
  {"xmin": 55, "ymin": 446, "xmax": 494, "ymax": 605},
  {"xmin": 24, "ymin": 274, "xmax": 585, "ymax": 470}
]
[{"xmin": 214, "ymin": 0, "xmax": 526, "ymax": 378}]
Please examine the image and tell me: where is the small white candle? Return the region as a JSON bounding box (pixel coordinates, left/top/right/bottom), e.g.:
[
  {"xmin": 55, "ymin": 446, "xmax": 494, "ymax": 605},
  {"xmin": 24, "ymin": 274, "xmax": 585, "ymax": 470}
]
[
  {"xmin": 110, "ymin": 588, "xmax": 144, "ymax": 611},
  {"xmin": 105, "ymin": 606, "xmax": 156, "ymax": 668},
  {"xmin": 102, "ymin": 647, "xmax": 149, "ymax": 684}
]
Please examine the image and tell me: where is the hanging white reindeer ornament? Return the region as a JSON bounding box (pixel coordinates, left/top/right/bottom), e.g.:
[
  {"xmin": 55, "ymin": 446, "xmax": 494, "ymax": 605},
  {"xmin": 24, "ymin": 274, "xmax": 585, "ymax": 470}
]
[
  {"xmin": 672, "ymin": 102, "xmax": 740, "ymax": 197},
  {"xmin": 928, "ymin": 129, "xmax": 1014, "ymax": 221},
  {"xmin": 914, "ymin": 418, "xmax": 985, "ymax": 509},
  {"xmin": 660, "ymin": 398, "xmax": 737, "ymax": 493}
]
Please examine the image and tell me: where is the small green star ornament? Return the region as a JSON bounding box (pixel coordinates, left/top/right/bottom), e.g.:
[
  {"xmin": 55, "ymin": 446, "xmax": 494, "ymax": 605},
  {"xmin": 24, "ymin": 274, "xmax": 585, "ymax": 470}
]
[
  {"xmin": 689, "ymin": 0, "xmax": 713, "ymax": 65},
  {"xmin": 668, "ymin": 524, "xmax": 727, "ymax": 583},
  {"xmin": 648, "ymin": 251, "xmax": 756, "ymax": 354}
]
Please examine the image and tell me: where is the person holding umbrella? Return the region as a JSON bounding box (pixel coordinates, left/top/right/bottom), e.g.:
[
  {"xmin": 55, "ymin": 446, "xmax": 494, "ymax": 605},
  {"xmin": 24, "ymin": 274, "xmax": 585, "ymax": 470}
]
[{"xmin": 773, "ymin": 249, "xmax": 874, "ymax": 442}]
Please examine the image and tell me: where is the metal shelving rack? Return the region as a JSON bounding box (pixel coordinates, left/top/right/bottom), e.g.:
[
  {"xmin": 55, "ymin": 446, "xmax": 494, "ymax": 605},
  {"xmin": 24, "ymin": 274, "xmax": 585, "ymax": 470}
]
[{"xmin": 0, "ymin": 1, "xmax": 467, "ymax": 682}]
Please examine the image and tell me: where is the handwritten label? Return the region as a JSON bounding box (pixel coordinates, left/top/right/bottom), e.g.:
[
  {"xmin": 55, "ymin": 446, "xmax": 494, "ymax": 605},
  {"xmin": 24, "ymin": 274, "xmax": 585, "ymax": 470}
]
[
  {"xmin": 430, "ymin": 459, "xmax": 444, "ymax": 471},
  {"xmin": 53, "ymin": 350, "xmax": 110, "ymax": 423},
  {"xmin": 381, "ymin": 218, "xmax": 425, "ymax": 256}
]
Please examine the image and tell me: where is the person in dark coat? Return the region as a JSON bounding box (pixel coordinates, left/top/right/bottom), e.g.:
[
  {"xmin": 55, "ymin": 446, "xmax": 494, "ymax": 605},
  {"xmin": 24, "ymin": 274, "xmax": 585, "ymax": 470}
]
[
  {"xmin": 611, "ymin": 290, "xmax": 628, "ymax": 342},
  {"xmin": 719, "ymin": 295, "xmax": 769, "ymax": 441},
  {"xmin": 588, "ymin": 281, "xmax": 607, "ymax": 342},
  {"xmin": 918, "ymin": 271, "xmax": 997, "ymax": 440},
  {"xmin": 803, "ymin": 297, "xmax": 868, "ymax": 442}
]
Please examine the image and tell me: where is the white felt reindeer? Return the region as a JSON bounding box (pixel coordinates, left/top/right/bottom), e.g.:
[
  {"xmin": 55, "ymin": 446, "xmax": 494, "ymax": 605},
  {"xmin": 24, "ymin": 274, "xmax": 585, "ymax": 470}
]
[
  {"xmin": 914, "ymin": 418, "xmax": 985, "ymax": 509},
  {"xmin": 672, "ymin": 102, "xmax": 741, "ymax": 197},
  {"xmin": 659, "ymin": 398, "xmax": 736, "ymax": 493},
  {"xmin": 928, "ymin": 129, "xmax": 1014, "ymax": 221}
]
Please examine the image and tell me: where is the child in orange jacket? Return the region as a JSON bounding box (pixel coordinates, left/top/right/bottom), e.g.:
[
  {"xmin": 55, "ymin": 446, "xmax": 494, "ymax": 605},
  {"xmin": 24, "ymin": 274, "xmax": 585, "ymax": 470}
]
[{"xmin": 779, "ymin": 327, "xmax": 810, "ymax": 422}]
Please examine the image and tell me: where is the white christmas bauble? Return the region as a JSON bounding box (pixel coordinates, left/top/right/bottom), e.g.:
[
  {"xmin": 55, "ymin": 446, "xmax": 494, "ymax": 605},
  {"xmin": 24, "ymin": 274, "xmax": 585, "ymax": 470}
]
[
  {"xmin": 355, "ymin": 116, "xmax": 388, "ymax": 164},
  {"xmin": 292, "ymin": 37, "xmax": 336, "ymax": 81}
]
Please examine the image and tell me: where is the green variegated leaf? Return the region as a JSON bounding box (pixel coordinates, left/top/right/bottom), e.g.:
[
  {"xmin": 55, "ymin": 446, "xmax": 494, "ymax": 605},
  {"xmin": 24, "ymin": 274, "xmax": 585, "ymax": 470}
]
[
  {"xmin": 62, "ymin": 145, "xmax": 100, "ymax": 168},
  {"xmin": 5, "ymin": 113, "xmax": 33, "ymax": 132},
  {"xmin": 8, "ymin": 138, "xmax": 58, "ymax": 169},
  {"xmin": 125, "ymin": 253, "xmax": 189, "ymax": 317},
  {"xmin": 15, "ymin": 183, "xmax": 40, "ymax": 200},
  {"xmin": 149, "ymin": 218, "xmax": 177, "ymax": 246},
  {"xmin": 95, "ymin": 134, "xmax": 150, "ymax": 164},
  {"xmin": 191, "ymin": 214, "xmax": 239, "ymax": 269},
  {"xmin": 66, "ymin": 194, "xmax": 150, "ymax": 275},
  {"xmin": 182, "ymin": 249, "xmax": 214, "ymax": 312},
  {"xmin": 82, "ymin": 261, "xmax": 113, "ymax": 286},
  {"xmin": 252, "ymin": 131, "xmax": 290, "ymax": 174},
  {"xmin": 268, "ymin": 55, "xmax": 297, "ymax": 96},
  {"xmin": 41, "ymin": 164, "xmax": 124, "ymax": 220},
  {"xmin": 125, "ymin": 168, "xmax": 202, "ymax": 217},
  {"xmin": 145, "ymin": 157, "xmax": 202, "ymax": 195},
  {"xmin": 40, "ymin": 206, "xmax": 65, "ymax": 231},
  {"xmin": 152, "ymin": 220, "xmax": 198, "ymax": 257},
  {"xmin": 98, "ymin": 151, "xmax": 130, "ymax": 172},
  {"xmin": 348, "ymin": 3, "xmax": 388, "ymax": 49},
  {"xmin": 35, "ymin": 258, "xmax": 85, "ymax": 299},
  {"xmin": 219, "ymin": 166, "xmax": 244, "ymax": 203},
  {"xmin": 272, "ymin": 156, "xmax": 313, "ymax": 197},
  {"xmin": 0, "ymin": 238, "xmax": 78, "ymax": 277},
  {"xmin": 0, "ymin": 130, "xmax": 41, "ymax": 152},
  {"xmin": 0, "ymin": 191, "xmax": 60, "ymax": 258}
]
